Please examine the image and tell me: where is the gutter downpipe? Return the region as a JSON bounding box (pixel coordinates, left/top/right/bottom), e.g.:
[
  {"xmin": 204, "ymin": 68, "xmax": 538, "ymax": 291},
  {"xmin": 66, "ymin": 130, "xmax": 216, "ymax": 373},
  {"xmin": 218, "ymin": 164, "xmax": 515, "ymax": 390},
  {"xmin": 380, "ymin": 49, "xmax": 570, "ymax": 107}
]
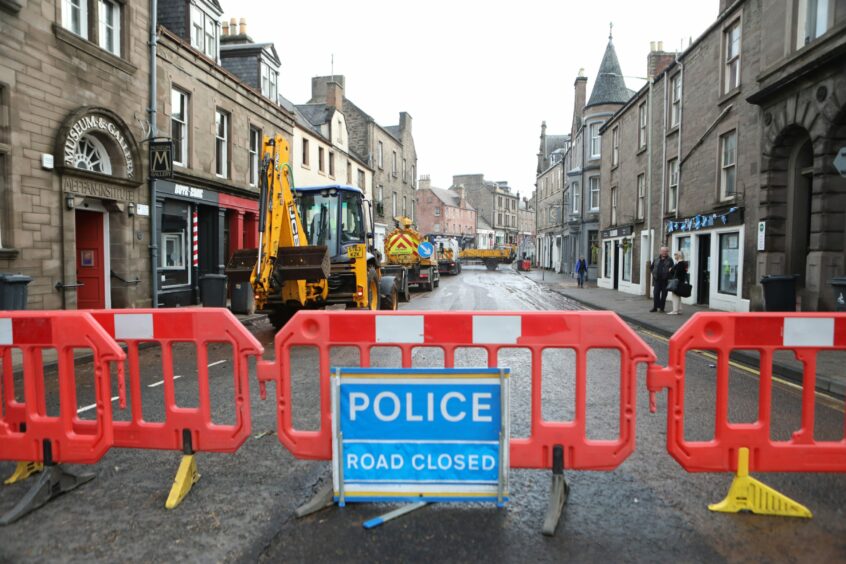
[
  {"xmin": 676, "ymin": 58, "xmax": 684, "ymax": 223},
  {"xmin": 646, "ymin": 77, "xmax": 654, "ymax": 291},
  {"xmin": 148, "ymin": 0, "xmax": 159, "ymax": 308},
  {"xmin": 659, "ymin": 75, "xmax": 668, "ymax": 245}
]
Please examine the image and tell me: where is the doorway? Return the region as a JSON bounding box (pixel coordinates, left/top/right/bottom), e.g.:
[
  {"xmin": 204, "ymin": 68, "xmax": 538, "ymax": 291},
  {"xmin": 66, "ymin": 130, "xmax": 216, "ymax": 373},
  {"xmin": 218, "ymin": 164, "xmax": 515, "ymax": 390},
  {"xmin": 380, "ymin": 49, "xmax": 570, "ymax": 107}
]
[
  {"xmin": 75, "ymin": 209, "xmax": 109, "ymax": 309},
  {"xmin": 697, "ymin": 234, "xmax": 711, "ymax": 305},
  {"xmin": 613, "ymin": 241, "xmax": 620, "ymax": 290},
  {"xmin": 786, "ymin": 137, "xmax": 813, "ymax": 287}
]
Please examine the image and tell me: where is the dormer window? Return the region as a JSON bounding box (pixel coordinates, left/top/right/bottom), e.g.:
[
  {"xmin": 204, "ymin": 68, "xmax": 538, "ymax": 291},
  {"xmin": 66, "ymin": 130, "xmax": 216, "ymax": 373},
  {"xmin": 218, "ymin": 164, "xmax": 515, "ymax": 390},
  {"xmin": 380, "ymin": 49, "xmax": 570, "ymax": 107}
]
[
  {"xmin": 260, "ymin": 62, "xmax": 278, "ymax": 100},
  {"xmin": 190, "ymin": 4, "xmax": 219, "ymax": 61}
]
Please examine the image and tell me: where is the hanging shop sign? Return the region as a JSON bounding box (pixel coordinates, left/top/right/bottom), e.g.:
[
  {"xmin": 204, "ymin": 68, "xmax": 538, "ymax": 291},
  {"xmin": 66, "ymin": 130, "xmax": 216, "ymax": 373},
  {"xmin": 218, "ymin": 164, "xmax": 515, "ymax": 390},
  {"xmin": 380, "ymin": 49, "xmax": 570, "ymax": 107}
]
[
  {"xmin": 666, "ymin": 207, "xmax": 742, "ymax": 234},
  {"xmin": 149, "ymin": 140, "xmax": 174, "ymax": 179}
]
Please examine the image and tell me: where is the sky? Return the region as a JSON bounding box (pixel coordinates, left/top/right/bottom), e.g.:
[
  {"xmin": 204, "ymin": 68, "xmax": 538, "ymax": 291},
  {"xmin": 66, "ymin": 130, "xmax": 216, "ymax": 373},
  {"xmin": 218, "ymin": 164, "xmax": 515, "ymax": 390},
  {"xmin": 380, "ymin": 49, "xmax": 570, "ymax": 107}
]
[{"xmin": 224, "ymin": 1, "xmax": 717, "ymax": 198}]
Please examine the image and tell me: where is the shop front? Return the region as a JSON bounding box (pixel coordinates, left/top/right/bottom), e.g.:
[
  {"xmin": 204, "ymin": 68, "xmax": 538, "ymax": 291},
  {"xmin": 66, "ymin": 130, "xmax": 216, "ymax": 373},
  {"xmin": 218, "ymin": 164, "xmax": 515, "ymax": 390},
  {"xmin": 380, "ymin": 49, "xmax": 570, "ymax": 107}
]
[
  {"xmin": 57, "ymin": 108, "xmax": 149, "ymax": 309},
  {"xmin": 667, "ymin": 208, "xmax": 749, "ymax": 312},
  {"xmin": 598, "ymin": 225, "xmax": 642, "ymax": 295}
]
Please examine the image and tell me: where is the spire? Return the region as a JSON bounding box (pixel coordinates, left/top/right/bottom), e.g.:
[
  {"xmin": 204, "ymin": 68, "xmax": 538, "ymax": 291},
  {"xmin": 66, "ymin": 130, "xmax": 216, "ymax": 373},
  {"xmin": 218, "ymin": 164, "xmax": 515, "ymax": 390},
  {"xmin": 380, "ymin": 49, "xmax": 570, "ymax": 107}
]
[{"xmin": 586, "ymin": 31, "xmax": 632, "ymax": 108}]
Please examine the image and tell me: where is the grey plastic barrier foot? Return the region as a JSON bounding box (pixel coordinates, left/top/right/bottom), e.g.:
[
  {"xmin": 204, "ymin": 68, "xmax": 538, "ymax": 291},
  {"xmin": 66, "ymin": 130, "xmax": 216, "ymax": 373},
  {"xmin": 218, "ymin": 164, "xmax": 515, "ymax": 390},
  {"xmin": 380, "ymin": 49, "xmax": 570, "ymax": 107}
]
[
  {"xmin": 0, "ymin": 464, "xmax": 95, "ymax": 525},
  {"xmin": 542, "ymin": 444, "xmax": 569, "ymax": 537},
  {"xmin": 295, "ymin": 482, "xmax": 334, "ymax": 518}
]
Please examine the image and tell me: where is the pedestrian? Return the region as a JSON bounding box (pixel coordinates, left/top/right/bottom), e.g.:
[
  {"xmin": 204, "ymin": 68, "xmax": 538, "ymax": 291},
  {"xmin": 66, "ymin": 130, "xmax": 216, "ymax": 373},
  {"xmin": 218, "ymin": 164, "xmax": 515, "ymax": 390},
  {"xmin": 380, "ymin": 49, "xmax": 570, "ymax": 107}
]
[
  {"xmin": 575, "ymin": 256, "xmax": 588, "ymax": 288},
  {"xmin": 649, "ymin": 246, "xmax": 674, "ymax": 312},
  {"xmin": 667, "ymin": 251, "xmax": 688, "ymax": 315}
]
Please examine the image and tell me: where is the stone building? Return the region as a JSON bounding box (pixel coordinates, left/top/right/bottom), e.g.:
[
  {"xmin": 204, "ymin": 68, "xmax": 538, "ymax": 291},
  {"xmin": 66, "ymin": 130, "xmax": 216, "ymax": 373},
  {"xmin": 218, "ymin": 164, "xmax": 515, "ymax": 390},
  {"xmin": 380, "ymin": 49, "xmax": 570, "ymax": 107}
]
[
  {"xmin": 453, "ymin": 174, "xmax": 518, "ymax": 245},
  {"xmin": 517, "ymin": 196, "xmax": 536, "ymax": 260},
  {"xmin": 308, "ymin": 76, "xmax": 417, "ymax": 257},
  {"xmin": 747, "ymin": 0, "xmax": 846, "ymax": 311},
  {"xmin": 600, "ymin": 1, "xmax": 767, "ymax": 312},
  {"xmin": 155, "ymin": 10, "xmax": 294, "ymax": 306},
  {"xmin": 415, "ymin": 176, "xmax": 476, "ymax": 243},
  {"xmin": 570, "ymin": 36, "xmax": 634, "ymax": 282},
  {"xmin": 0, "ymin": 0, "xmax": 153, "ymax": 309},
  {"xmin": 535, "ymin": 123, "xmax": 569, "ymax": 270}
]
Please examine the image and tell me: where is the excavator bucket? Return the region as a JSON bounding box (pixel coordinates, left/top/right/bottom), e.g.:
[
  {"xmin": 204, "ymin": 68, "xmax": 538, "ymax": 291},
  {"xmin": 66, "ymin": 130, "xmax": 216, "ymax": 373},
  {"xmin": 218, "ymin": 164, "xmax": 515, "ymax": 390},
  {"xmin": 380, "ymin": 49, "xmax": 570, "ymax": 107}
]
[
  {"xmin": 226, "ymin": 248, "xmax": 258, "ymax": 283},
  {"xmin": 274, "ymin": 245, "xmax": 331, "ymax": 281}
]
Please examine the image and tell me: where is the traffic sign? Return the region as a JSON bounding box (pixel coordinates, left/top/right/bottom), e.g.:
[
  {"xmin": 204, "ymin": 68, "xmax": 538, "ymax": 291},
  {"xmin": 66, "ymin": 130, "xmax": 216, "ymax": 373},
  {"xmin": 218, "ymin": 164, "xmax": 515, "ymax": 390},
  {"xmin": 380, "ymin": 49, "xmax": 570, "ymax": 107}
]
[
  {"xmin": 418, "ymin": 241, "xmax": 434, "ymax": 258},
  {"xmin": 834, "ymin": 146, "xmax": 846, "ymax": 178},
  {"xmin": 331, "ymin": 367, "xmax": 509, "ymax": 505}
]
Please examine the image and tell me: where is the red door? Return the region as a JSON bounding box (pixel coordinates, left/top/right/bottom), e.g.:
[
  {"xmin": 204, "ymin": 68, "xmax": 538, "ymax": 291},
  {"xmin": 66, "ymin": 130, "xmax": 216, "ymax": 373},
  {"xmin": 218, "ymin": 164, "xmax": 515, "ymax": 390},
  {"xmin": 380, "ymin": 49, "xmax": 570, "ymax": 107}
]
[{"xmin": 75, "ymin": 210, "xmax": 105, "ymax": 309}]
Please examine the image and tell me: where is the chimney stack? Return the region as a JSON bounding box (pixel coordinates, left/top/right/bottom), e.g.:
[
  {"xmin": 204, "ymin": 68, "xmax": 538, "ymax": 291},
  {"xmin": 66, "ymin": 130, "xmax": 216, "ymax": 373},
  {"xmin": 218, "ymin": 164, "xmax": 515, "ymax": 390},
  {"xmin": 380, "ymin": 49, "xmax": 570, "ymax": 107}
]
[
  {"xmin": 239, "ymin": 18, "xmax": 247, "ymax": 36},
  {"xmin": 222, "ymin": 20, "xmax": 230, "ymax": 36},
  {"xmin": 647, "ymin": 40, "xmax": 675, "ymax": 79},
  {"xmin": 572, "ymin": 69, "xmax": 588, "ymax": 135}
]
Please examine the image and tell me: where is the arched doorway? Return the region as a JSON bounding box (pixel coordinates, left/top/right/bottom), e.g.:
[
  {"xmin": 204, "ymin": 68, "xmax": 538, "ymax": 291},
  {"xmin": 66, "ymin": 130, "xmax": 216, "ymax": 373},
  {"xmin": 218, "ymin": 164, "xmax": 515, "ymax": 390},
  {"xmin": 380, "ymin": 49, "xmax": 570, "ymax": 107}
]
[{"xmin": 785, "ymin": 132, "xmax": 813, "ymax": 288}]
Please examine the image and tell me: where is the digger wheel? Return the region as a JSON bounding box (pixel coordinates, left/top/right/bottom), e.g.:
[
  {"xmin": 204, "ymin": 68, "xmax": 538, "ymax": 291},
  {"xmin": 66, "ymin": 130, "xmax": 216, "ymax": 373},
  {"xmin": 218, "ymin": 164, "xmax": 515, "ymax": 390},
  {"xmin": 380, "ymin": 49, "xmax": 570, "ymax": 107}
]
[{"xmin": 367, "ymin": 267, "xmax": 380, "ymax": 310}]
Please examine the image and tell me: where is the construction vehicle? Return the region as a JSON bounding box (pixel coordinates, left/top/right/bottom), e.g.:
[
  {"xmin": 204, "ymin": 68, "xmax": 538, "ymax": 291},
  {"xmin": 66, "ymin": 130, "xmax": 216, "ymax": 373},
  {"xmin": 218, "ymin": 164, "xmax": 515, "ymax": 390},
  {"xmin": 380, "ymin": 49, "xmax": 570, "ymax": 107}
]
[
  {"xmin": 434, "ymin": 236, "xmax": 462, "ymax": 275},
  {"xmin": 382, "ymin": 217, "xmax": 440, "ymax": 297},
  {"xmin": 228, "ymin": 134, "xmax": 398, "ymax": 330},
  {"xmin": 459, "ymin": 245, "xmax": 517, "ymax": 271}
]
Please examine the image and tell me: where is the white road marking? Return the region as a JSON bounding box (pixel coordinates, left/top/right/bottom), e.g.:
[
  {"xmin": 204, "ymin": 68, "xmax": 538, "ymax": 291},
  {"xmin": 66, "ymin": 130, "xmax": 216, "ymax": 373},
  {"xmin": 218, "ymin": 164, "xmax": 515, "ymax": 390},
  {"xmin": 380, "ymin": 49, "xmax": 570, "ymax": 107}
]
[
  {"xmin": 207, "ymin": 360, "xmax": 227, "ymax": 368},
  {"xmin": 147, "ymin": 374, "xmax": 182, "ymax": 388},
  {"xmin": 77, "ymin": 395, "xmax": 120, "ymax": 414}
]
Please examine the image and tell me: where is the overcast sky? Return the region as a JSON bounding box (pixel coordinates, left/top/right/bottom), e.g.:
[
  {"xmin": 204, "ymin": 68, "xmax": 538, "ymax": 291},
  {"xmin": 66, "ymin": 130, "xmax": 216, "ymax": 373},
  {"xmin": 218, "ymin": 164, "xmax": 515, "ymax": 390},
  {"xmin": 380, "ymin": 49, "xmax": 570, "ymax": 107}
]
[{"xmin": 224, "ymin": 1, "xmax": 717, "ymax": 197}]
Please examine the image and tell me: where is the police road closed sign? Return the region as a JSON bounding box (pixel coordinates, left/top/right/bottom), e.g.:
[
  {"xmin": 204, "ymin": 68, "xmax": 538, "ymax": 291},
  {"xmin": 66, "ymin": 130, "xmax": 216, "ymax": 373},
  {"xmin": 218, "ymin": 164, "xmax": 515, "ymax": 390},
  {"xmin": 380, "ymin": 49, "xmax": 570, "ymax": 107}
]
[{"xmin": 331, "ymin": 368, "xmax": 510, "ymax": 504}]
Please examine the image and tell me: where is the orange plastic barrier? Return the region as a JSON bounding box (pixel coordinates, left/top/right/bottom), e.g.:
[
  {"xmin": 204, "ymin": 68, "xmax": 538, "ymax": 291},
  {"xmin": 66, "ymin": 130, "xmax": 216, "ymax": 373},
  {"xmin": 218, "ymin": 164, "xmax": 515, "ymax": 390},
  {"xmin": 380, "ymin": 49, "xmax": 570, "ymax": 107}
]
[
  {"xmin": 647, "ymin": 312, "xmax": 846, "ymax": 473},
  {"xmin": 0, "ymin": 312, "xmax": 125, "ymax": 465},
  {"xmin": 81, "ymin": 309, "xmax": 263, "ymax": 454},
  {"xmin": 257, "ymin": 310, "xmax": 655, "ymax": 470}
]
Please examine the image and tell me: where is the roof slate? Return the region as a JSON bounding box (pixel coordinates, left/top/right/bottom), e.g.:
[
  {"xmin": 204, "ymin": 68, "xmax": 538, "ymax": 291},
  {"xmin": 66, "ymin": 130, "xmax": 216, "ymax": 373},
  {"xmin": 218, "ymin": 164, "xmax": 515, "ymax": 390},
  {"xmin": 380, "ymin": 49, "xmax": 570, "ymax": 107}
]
[{"xmin": 586, "ymin": 40, "xmax": 632, "ymax": 107}]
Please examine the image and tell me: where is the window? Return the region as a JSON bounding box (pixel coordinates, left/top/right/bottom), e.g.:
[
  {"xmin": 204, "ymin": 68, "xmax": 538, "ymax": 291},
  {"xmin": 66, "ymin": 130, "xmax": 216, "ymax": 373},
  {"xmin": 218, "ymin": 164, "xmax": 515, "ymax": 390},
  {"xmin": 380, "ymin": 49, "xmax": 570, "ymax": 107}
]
[
  {"xmin": 161, "ymin": 232, "xmax": 186, "ymax": 269},
  {"xmin": 73, "ymin": 135, "xmax": 112, "ymax": 173},
  {"xmin": 636, "ymin": 174, "xmax": 645, "ymax": 220},
  {"xmin": 668, "ymin": 158, "xmax": 679, "ymax": 212},
  {"xmin": 377, "ymin": 185, "xmax": 384, "ymax": 203},
  {"xmin": 62, "ymin": 0, "xmax": 88, "ymax": 38},
  {"xmin": 248, "ymin": 127, "xmax": 260, "ymax": 187},
  {"xmin": 260, "ymin": 62, "xmax": 278, "ymax": 101},
  {"xmin": 403, "ymin": 196, "xmax": 408, "ymax": 216},
  {"xmin": 671, "ymin": 74, "xmax": 681, "ymax": 127},
  {"xmin": 302, "ymin": 138, "xmax": 310, "ymax": 167},
  {"xmin": 589, "ymin": 123, "xmax": 601, "ymax": 158},
  {"xmin": 434, "ymin": 223, "xmax": 441, "ymax": 233},
  {"xmin": 336, "ymin": 119, "xmax": 344, "ymax": 144},
  {"xmin": 171, "ymin": 88, "xmax": 188, "ymax": 166},
  {"xmin": 377, "ymin": 141, "xmax": 384, "ymax": 169},
  {"xmin": 392, "ymin": 151, "xmax": 397, "ymax": 177},
  {"xmin": 346, "ymin": 161, "xmax": 352, "ymax": 184},
  {"xmin": 402, "ymin": 158, "xmax": 407, "ymax": 183},
  {"xmin": 589, "ymin": 177, "xmax": 600, "ymax": 211},
  {"xmin": 612, "ymin": 127, "xmax": 620, "ymax": 166},
  {"xmin": 357, "ymin": 169, "xmax": 365, "ymax": 189},
  {"xmin": 329, "ymin": 151, "xmax": 335, "ymax": 177},
  {"xmin": 98, "ymin": 0, "xmax": 120, "ymax": 55},
  {"xmin": 720, "ymin": 130, "xmax": 737, "ymax": 199},
  {"xmin": 411, "ymin": 165, "xmax": 416, "ymax": 188},
  {"xmin": 434, "ymin": 207, "xmax": 441, "ymax": 217},
  {"xmin": 588, "ymin": 230, "xmax": 599, "ymax": 265},
  {"xmin": 724, "ymin": 20, "xmax": 741, "ymax": 93},
  {"xmin": 718, "ymin": 232, "xmax": 740, "ymax": 295},
  {"xmin": 214, "ymin": 110, "xmax": 229, "ymax": 177},
  {"xmin": 610, "ymin": 186, "xmax": 617, "ymax": 225},
  {"xmin": 622, "ymin": 238, "xmax": 632, "ymax": 282},
  {"xmin": 318, "ymin": 147, "xmax": 325, "ymax": 173},
  {"xmin": 572, "ymin": 181, "xmax": 581, "ymax": 216},
  {"xmin": 392, "ymin": 192, "xmax": 398, "ymax": 216},
  {"xmin": 190, "ymin": 5, "xmax": 218, "ymax": 60},
  {"xmin": 603, "ymin": 241, "xmax": 612, "ymax": 278},
  {"xmin": 638, "ymin": 102, "xmax": 647, "ymax": 149},
  {"xmin": 796, "ymin": 0, "xmax": 831, "ymax": 48},
  {"xmin": 160, "ymin": 201, "xmax": 191, "ymax": 287}
]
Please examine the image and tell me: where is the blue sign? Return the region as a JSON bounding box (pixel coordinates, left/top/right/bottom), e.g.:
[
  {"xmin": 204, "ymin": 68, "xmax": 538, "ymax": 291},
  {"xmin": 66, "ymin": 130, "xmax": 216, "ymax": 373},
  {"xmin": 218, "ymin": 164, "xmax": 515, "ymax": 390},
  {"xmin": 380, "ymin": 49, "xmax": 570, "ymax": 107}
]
[
  {"xmin": 331, "ymin": 368, "xmax": 510, "ymax": 505},
  {"xmin": 417, "ymin": 241, "xmax": 434, "ymax": 258}
]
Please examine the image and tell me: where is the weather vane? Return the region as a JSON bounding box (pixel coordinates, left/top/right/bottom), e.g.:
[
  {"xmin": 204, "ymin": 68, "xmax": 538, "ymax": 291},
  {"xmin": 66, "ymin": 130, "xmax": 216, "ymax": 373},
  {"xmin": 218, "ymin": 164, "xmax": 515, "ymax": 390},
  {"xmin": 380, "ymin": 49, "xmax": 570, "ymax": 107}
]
[{"xmin": 609, "ymin": 22, "xmax": 613, "ymax": 41}]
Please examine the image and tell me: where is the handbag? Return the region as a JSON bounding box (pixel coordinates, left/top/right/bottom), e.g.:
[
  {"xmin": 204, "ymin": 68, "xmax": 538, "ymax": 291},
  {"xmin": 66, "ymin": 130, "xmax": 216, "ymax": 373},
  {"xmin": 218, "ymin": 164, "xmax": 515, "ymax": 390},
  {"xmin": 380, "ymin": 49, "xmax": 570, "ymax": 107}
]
[{"xmin": 667, "ymin": 278, "xmax": 680, "ymax": 292}]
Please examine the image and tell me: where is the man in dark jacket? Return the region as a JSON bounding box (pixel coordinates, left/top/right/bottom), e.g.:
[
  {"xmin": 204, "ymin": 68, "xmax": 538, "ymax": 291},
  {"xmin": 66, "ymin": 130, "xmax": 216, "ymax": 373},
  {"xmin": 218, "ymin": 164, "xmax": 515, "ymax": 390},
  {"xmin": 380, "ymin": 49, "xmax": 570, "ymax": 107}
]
[{"xmin": 649, "ymin": 246, "xmax": 674, "ymax": 312}]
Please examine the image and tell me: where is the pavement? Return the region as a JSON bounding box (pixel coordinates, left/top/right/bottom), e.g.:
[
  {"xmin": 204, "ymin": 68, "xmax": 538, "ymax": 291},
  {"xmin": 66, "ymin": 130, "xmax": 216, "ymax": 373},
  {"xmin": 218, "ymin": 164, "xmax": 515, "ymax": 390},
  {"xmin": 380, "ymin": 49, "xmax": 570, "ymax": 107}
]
[{"xmin": 518, "ymin": 266, "xmax": 846, "ymax": 398}]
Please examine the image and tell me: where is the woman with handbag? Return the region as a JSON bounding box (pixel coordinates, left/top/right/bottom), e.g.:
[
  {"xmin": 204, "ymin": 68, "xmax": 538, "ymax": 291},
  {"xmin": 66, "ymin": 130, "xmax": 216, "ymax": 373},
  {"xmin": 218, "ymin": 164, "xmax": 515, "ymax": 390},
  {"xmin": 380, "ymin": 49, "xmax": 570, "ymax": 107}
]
[{"xmin": 667, "ymin": 251, "xmax": 688, "ymax": 315}]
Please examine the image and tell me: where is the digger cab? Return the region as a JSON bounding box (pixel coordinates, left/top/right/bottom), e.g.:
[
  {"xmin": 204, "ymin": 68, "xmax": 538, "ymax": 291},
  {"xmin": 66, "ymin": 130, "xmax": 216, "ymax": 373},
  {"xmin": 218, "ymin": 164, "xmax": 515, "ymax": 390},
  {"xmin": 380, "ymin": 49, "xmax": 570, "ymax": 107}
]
[{"xmin": 295, "ymin": 184, "xmax": 367, "ymax": 261}]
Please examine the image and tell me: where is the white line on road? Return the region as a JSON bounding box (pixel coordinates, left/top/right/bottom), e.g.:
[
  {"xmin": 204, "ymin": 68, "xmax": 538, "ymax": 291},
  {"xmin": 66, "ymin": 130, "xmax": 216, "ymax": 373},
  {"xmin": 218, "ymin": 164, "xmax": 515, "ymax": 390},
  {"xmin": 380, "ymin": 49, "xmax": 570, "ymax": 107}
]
[
  {"xmin": 77, "ymin": 395, "xmax": 120, "ymax": 414},
  {"xmin": 147, "ymin": 374, "xmax": 182, "ymax": 388},
  {"xmin": 207, "ymin": 360, "xmax": 227, "ymax": 368}
]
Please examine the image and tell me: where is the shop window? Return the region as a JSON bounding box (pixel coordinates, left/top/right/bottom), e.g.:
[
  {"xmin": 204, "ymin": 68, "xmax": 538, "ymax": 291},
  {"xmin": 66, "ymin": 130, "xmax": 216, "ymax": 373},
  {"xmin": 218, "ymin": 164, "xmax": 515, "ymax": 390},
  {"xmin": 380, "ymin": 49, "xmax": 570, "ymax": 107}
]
[
  {"xmin": 215, "ymin": 110, "xmax": 229, "ymax": 178},
  {"xmin": 622, "ymin": 239, "xmax": 633, "ymax": 282},
  {"xmin": 588, "ymin": 230, "xmax": 599, "ymax": 266},
  {"xmin": 248, "ymin": 127, "xmax": 260, "ymax": 187},
  {"xmin": 161, "ymin": 232, "xmax": 186, "ymax": 269},
  {"xmin": 603, "ymin": 241, "xmax": 612, "ymax": 278},
  {"xmin": 171, "ymin": 88, "xmax": 189, "ymax": 166},
  {"xmin": 160, "ymin": 201, "xmax": 191, "ymax": 288},
  {"xmin": 677, "ymin": 236, "xmax": 691, "ymax": 264},
  {"xmin": 718, "ymin": 232, "xmax": 740, "ymax": 295}
]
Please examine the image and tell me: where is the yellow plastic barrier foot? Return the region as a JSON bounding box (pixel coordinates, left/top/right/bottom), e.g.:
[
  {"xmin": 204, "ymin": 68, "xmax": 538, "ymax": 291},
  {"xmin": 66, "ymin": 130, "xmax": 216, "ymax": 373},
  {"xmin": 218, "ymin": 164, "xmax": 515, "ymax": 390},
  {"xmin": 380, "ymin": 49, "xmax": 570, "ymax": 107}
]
[
  {"xmin": 4, "ymin": 461, "xmax": 44, "ymax": 485},
  {"xmin": 165, "ymin": 454, "xmax": 200, "ymax": 510},
  {"xmin": 708, "ymin": 447, "xmax": 812, "ymax": 518}
]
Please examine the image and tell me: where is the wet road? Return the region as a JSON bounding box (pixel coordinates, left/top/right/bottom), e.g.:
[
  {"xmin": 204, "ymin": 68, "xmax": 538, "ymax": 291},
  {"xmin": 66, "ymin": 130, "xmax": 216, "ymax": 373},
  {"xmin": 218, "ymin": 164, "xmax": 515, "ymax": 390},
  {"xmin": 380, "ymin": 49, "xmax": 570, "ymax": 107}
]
[{"xmin": 1, "ymin": 265, "xmax": 846, "ymax": 562}]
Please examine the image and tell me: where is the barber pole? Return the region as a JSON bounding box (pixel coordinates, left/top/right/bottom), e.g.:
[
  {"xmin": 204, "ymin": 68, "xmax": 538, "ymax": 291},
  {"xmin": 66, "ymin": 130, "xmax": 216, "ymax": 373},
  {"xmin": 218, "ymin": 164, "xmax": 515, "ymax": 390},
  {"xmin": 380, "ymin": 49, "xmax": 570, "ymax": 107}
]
[{"xmin": 192, "ymin": 210, "xmax": 198, "ymax": 267}]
